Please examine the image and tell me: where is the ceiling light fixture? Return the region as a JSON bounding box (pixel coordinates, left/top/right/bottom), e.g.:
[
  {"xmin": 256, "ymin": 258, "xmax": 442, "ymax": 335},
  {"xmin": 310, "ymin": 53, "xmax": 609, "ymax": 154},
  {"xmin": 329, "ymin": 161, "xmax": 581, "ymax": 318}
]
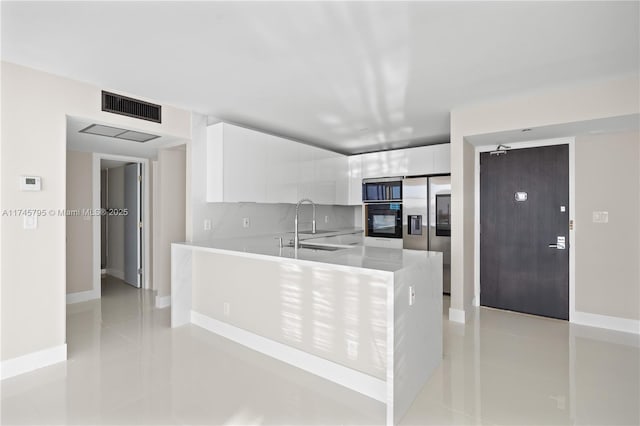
[{"xmin": 79, "ymin": 124, "xmax": 159, "ymax": 143}]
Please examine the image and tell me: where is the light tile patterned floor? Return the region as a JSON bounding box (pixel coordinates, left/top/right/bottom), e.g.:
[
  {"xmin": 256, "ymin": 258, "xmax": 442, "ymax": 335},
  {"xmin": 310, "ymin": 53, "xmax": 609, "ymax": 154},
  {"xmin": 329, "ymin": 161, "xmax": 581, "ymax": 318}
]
[{"xmin": 2, "ymin": 275, "xmax": 638, "ymax": 425}]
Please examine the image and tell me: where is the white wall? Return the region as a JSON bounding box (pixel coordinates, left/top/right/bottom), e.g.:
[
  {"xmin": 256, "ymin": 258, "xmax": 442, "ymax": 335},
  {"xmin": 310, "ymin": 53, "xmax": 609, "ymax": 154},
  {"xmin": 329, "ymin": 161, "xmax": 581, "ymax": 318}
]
[
  {"xmin": 154, "ymin": 148, "xmax": 186, "ymax": 299},
  {"xmin": 66, "ymin": 151, "xmax": 93, "ymax": 294},
  {"xmin": 449, "ymin": 73, "xmax": 640, "ymax": 323},
  {"xmin": 188, "ymin": 113, "xmax": 356, "ymax": 243},
  {"xmin": 575, "ymin": 131, "xmax": 639, "ymax": 321},
  {"xmin": 0, "ymin": 61, "xmax": 190, "ymax": 365},
  {"xmin": 106, "ymin": 165, "xmax": 125, "ymax": 278}
]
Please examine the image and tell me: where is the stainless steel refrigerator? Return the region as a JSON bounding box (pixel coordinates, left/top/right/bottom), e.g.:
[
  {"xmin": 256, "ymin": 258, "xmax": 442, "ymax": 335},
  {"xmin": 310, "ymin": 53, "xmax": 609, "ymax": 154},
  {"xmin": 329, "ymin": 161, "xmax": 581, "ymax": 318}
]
[{"xmin": 403, "ymin": 176, "xmax": 452, "ymax": 293}]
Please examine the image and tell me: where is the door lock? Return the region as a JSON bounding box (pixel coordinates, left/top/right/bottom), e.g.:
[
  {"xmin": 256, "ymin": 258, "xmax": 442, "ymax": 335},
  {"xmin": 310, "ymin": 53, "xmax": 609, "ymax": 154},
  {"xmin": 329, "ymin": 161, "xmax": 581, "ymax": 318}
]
[{"xmin": 548, "ymin": 236, "xmax": 566, "ymax": 250}]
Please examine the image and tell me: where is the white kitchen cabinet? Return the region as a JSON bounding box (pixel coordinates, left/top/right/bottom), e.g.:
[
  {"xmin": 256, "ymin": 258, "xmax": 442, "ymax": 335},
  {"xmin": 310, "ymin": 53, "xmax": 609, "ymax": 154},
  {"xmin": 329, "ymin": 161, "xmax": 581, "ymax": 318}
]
[
  {"xmin": 406, "ymin": 145, "xmax": 434, "ymax": 176},
  {"xmin": 267, "ymin": 134, "xmax": 299, "ymax": 203},
  {"xmin": 222, "ymin": 124, "xmax": 268, "ymax": 203},
  {"xmin": 206, "ymin": 123, "xmax": 224, "ymax": 202},
  {"xmin": 297, "ymin": 143, "xmax": 349, "ymax": 205},
  {"xmin": 207, "ymin": 122, "xmax": 350, "ymax": 204},
  {"xmin": 206, "ymin": 122, "xmax": 449, "ymax": 205},
  {"xmin": 312, "ymin": 146, "xmax": 335, "ymax": 204},
  {"xmin": 432, "ymin": 143, "xmax": 451, "ymax": 174},
  {"xmin": 296, "ymin": 143, "xmax": 316, "ymax": 201},
  {"xmin": 361, "ymin": 150, "xmax": 408, "ymax": 178},
  {"xmin": 334, "ymin": 155, "xmax": 350, "ymax": 205},
  {"xmin": 406, "ymin": 144, "xmax": 451, "ymax": 175},
  {"xmin": 315, "ymin": 149, "xmax": 349, "ymax": 205},
  {"xmin": 347, "ymin": 155, "xmax": 363, "ymax": 205},
  {"xmin": 360, "ymin": 144, "xmax": 450, "ymax": 180}
]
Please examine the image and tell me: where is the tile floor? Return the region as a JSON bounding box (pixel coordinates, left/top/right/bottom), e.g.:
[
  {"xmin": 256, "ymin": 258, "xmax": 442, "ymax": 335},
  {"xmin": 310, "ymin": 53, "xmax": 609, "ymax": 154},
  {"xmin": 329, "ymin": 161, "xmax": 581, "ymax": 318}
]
[{"xmin": 2, "ymin": 275, "xmax": 639, "ymax": 425}]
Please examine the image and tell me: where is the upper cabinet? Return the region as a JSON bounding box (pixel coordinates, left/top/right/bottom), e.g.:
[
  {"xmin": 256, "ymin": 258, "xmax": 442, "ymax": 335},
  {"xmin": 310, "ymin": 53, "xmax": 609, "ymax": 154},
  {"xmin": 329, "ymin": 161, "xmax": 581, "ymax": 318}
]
[
  {"xmin": 361, "ymin": 150, "xmax": 408, "ymax": 178},
  {"xmin": 347, "ymin": 155, "xmax": 363, "ymax": 205},
  {"xmin": 431, "ymin": 143, "xmax": 451, "ymax": 174},
  {"xmin": 206, "ymin": 122, "xmax": 450, "ymax": 205},
  {"xmin": 359, "ymin": 144, "xmax": 450, "ymax": 180},
  {"xmin": 206, "ymin": 123, "xmax": 349, "ymax": 204}
]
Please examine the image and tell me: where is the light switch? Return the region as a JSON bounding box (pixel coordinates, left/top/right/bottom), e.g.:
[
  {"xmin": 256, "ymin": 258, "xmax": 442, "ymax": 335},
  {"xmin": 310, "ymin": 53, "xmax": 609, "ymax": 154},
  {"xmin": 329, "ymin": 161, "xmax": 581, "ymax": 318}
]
[
  {"xmin": 592, "ymin": 211, "xmax": 609, "ymax": 223},
  {"xmin": 24, "ymin": 215, "xmax": 37, "ymax": 230},
  {"xmin": 204, "ymin": 219, "xmax": 211, "ymax": 231},
  {"xmin": 560, "ymin": 206, "xmax": 566, "ymax": 212}
]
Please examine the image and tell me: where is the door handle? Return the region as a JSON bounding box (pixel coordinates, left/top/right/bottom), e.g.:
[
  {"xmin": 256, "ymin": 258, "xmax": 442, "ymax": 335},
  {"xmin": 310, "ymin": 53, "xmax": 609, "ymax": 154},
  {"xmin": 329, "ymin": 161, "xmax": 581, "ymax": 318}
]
[{"xmin": 549, "ymin": 236, "xmax": 566, "ymax": 250}]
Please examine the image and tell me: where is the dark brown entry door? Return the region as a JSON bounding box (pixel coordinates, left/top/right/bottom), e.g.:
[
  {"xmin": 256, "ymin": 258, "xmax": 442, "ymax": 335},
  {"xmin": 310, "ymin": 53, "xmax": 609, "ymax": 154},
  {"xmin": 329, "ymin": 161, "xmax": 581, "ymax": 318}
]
[{"xmin": 480, "ymin": 145, "xmax": 569, "ymax": 320}]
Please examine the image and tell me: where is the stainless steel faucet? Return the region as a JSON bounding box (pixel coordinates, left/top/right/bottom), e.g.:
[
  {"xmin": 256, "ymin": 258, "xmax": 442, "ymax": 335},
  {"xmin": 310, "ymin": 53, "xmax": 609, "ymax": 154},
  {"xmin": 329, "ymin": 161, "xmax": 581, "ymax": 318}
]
[{"xmin": 294, "ymin": 198, "xmax": 316, "ymax": 249}]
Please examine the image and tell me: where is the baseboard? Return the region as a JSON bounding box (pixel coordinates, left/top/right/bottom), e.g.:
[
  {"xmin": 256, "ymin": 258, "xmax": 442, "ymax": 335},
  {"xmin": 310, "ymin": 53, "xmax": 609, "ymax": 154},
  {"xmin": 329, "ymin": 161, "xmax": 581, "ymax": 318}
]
[
  {"xmin": 190, "ymin": 310, "xmax": 386, "ymax": 402},
  {"xmin": 155, "ymin": 295, "xmax": 171, "ymax": 309},
  {"xmin": 66, "ymin": 288, "xmax": 100, "ymax": 304},
  {"xmin": 1, "ymin": 344, "xmax": 67, "ymax": 380},
  {"xmin": 572, "ymin": 311, "xmax": 639, "ymax": 335},
  {"xmin": 448, "ymin": 307, "xmax": 466, "ymax": 324},
  {"xmin": 106, "ymin": 268, "xmax": 124, "ymax": 280}
]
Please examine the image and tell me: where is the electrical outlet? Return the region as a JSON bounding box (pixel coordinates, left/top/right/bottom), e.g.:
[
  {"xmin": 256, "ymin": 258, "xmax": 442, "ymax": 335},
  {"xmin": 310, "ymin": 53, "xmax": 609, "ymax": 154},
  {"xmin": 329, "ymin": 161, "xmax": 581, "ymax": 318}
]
[
  {"xmin": 409, "ymin": 286, "xmax": 415, "ymax": 306},
  {"xmin": 23, "ymin": 215, "xmax": 37, "ymax": 230},
  {"xmin": 223, "ymin": 302, "xmax": 230, "ymax": 316},
  {"xmin": 324, "ymin": 215, "xmax": 329, "ymax": 223},
  {"xmin": 204, "ymin": 219, "xmax": 211, "ymax": 231},
  {"xmin": 242, "ymin": 217, "xmax": 250, "ymax": 228}
]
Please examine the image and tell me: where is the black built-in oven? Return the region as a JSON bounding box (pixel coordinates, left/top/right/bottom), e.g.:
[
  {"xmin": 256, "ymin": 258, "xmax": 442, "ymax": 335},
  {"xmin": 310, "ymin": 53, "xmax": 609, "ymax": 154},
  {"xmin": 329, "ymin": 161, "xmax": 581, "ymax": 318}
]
[
  {"xmin": 366, "ymin": 202, "xmax": 403, "ymax": 238},
  {"xmin": 362, "ymin": 177, "xmax": 402, "ymax": 202}
]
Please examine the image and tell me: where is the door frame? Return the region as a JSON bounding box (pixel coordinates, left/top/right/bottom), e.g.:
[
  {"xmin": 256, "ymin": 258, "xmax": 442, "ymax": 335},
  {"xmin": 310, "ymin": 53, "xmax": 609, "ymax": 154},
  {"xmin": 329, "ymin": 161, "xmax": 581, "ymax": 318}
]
[
  {"xmin": 92, "ymin": 153, "xmax": 150, "ymax": 296},
  {"xmin": 474, "ymin": 137, "xmax": 576, "ymax": 321}
]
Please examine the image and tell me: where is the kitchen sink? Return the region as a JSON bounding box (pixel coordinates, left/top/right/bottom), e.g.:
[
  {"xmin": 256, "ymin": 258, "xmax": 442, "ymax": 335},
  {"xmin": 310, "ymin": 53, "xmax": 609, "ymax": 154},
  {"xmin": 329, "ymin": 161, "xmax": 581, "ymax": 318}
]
[
  {"xmin": 298, "ymin": 243, "xmax": 343, "ymax": 252},
  {"xmin": 283, "ymin": 241, "xmax": 352, "ymax": 252},
  {"xmin": 297, "ymin": 230, "xmax": 335, "ymax": 235}
]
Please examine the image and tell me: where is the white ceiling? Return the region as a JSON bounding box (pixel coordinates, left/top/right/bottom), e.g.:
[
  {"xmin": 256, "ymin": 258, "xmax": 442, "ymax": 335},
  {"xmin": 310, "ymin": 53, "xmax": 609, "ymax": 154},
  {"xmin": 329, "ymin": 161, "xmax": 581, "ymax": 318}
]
[{"xmin": 2, "ymin": 1, "xmax": 638, "ymax": 154}]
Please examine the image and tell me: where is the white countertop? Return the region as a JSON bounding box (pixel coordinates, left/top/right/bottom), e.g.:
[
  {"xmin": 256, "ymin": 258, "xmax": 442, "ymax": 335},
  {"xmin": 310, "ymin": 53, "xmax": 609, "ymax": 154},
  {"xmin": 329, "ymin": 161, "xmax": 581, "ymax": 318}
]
[{"xmin": 175, "ymin": 228, "xmax": 441, "ymax": 273}]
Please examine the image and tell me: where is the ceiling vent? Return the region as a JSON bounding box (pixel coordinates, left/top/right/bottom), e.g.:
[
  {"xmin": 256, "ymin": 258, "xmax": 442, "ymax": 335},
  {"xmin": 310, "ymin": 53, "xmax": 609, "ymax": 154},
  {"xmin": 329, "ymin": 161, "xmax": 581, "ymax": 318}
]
[
  {"xmin": 102, "ymin": 91, "xmax": 161, "ymax": 123},
  {"xmin": 79, "ymin": 124, "xmax": 160, "ymax": 143}
]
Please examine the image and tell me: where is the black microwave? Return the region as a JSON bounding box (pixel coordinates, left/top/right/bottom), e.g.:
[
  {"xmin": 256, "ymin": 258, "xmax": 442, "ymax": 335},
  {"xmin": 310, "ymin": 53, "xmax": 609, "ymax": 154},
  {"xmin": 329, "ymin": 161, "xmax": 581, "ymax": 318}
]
[{"xmin": 362, "ymin": 178, "xmax": 402, "ymax": 202}]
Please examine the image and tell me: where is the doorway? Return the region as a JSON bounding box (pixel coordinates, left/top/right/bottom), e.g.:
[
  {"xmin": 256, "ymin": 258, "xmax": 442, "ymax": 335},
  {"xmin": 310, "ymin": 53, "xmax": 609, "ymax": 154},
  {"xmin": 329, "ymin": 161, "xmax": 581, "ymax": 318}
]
[
  {"xmin": 479, "ymin": 144, "xmax": 570, "ymax": 320},
  {"xmin": 101, "ymin": 159, "xmax": 143, "ymax": 288}
]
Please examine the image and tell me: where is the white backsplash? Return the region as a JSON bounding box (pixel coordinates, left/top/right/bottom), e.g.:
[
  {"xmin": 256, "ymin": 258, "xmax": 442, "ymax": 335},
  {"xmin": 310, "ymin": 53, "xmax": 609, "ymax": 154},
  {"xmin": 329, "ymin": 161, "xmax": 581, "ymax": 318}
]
[{"xmin": 193, "ymin": 203, "xmax": 356, "ymax": 241}]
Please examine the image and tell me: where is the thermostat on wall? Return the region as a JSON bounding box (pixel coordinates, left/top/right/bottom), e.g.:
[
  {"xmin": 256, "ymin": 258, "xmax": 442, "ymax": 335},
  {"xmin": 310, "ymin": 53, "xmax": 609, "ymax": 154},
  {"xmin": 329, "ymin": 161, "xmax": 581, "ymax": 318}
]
[{"xmin": 20, "ymin": 176, "xmax": 41, "ymax": 191}]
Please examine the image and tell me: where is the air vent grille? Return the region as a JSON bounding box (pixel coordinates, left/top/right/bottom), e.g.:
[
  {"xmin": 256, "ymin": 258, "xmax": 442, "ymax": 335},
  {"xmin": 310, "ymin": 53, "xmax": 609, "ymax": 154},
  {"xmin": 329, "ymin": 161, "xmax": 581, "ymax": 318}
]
[{"xmin": 102, "ymin": 91, "xmax": 161, "ymax": 123}]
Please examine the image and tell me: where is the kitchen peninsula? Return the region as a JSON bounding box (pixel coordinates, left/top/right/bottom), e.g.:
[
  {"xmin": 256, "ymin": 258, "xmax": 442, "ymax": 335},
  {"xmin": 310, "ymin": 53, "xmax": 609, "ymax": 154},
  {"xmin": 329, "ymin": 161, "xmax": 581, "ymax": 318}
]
[{"xmin": 171, "ymin": 231, "xmax": 442, "ymax": 425}]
